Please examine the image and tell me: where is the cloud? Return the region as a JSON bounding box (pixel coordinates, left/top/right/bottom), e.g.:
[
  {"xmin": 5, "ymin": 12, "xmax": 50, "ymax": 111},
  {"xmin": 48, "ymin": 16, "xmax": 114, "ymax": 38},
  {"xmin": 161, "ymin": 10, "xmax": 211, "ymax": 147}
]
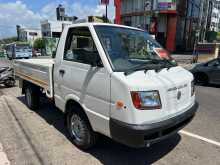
[
  {"xmin": 0, "ymin": 1, "xmax": 41, "ymax": 38},
  {"xmin": 67, "ymin": 2, "xmax": 115, "ymax": 20},
  {"xmin": 0, "ymin": 0, "xmax": 115, "ymax": 39}
]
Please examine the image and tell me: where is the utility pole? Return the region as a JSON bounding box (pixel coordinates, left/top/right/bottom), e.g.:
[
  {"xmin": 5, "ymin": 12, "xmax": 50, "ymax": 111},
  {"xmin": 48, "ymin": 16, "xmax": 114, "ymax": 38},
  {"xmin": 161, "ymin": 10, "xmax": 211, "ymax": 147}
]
[
  {"xmin": 193, "ymin": 0, "xmax": 205, "ymax": 62},
  {"xmin": 202, "ymin": 0, "xmax": 210, "ymax": 41},
  {"xmin": 198, "ymin": 0, "xmax": 204, "ymax": 41},
  {"xmin": 106, "ymin": 4, "xmax": 108, "ymax": 22},
  {"xmin": 101, "ymin": 0, "xmax": 109, "ymax": 23}
]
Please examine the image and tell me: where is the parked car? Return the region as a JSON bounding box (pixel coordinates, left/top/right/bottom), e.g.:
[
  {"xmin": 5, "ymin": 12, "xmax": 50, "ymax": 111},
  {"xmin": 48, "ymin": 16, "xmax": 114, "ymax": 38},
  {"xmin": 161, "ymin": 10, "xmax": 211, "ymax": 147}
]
[
  {"xmin": 14, "ymin": 23, "xmax": 198, "ymax": 149},
  {"xmin": 33, "ymin": 50, "xmax": 41, "ymax": 57},
  {"xmin": 0, "ymin": 67, "xmax": 15, "ymax": 87},
  {"xmin": 190, "ymin": 58, "xmax": 220, "ymax": 85}
]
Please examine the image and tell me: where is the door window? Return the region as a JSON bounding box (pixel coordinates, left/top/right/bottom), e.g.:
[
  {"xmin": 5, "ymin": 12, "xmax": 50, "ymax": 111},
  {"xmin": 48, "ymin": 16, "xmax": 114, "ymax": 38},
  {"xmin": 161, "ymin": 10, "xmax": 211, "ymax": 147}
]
[{"xmin": 63, "ymin": 27, "xmax": 99, "ymax": 65}]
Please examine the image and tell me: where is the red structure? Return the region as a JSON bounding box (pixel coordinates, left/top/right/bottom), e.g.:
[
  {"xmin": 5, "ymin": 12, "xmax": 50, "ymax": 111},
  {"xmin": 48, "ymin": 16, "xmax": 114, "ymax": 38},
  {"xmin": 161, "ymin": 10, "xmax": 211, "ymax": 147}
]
[
  {"xmin": 166, "ymin": 14, "xmax": 177, "ymax": 52},
  {"xmin": 114, "ymin": 0, "xmax": 178, "ymax": 52},
  {"xmin": 114, "ymin": 0, "xmax": 121, "ymax": 24}
]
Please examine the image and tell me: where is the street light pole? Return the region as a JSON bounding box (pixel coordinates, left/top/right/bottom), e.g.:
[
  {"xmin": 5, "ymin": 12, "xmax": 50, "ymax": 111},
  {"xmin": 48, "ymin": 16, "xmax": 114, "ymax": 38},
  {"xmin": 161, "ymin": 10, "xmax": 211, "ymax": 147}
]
[
  {"xmin": 198, "ymin": 0, "xmax": 204, "ymax": 41},
  {"xmin": 193, "ymin": 0, "xmax": 204, "ymax": 63},
  {"xmin": 202, "ymin": 0, "xmax": 210, "ymax": 41},
  {"xmin": 106, "ymin": 4, "xmax": 108, "ymax": 22}
]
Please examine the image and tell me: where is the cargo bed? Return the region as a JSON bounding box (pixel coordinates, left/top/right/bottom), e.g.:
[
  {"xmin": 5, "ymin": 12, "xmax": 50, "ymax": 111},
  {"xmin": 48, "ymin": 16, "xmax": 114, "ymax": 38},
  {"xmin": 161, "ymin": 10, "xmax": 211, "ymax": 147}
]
[{"xmin": 14, "ymin": 59, "xmax": 54, "ymax": 98}]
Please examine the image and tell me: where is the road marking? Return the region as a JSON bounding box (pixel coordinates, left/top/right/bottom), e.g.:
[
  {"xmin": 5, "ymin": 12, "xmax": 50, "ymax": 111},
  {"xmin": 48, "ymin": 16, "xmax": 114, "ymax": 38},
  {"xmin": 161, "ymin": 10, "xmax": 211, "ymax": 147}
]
[
  {"xmin": 180, "ymin": 130, "xmax": 220, "ymax": 147},
  {"xmin": 0, "ymin": 143, "xmax": 10, "ymax": 165}
]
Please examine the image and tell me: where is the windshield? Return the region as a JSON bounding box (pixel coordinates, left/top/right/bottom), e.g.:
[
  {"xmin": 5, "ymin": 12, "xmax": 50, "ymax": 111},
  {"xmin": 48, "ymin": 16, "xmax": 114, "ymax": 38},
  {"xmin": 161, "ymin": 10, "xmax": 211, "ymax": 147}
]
[
  {"xmin": 95, "ymin": 26, "xmax": 176, "ymax": 72},
  {"xmin": 16, "ymin": 45, "xmax": 32, "ymax": 52}
]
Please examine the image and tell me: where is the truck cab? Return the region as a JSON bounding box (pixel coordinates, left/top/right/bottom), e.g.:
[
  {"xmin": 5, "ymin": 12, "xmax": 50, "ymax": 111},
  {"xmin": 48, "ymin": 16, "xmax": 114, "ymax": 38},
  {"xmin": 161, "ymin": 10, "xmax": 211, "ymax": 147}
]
[
  {"xmin": 53, "ymin": 23, "xmax": 197, "ymax": 148},
  {"xmin": 15, "ymin": 23, "xmax": 198, "ymax": 149}
]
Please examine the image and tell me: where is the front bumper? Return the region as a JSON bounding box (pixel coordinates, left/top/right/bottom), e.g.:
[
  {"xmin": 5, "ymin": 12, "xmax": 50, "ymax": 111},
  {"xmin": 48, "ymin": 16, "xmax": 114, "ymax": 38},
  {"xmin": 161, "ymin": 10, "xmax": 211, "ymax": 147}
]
[{"xmin": 110, "ymin": 102, "xmax": 198, "ymax": 148}]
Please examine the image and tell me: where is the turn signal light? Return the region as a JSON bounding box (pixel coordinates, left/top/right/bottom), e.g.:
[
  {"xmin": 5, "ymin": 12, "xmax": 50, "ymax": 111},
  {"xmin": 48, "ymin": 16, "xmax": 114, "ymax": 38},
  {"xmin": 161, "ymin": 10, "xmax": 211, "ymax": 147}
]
[{"xmin": 116, "ymin": 101, "xmax": 124, "ymax": 109}]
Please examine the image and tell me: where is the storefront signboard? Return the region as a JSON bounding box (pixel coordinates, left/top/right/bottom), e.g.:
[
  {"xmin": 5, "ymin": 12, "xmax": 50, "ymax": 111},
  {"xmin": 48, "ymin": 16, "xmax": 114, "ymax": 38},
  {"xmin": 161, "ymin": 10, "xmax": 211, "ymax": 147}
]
[{"xmin": 157, "ymin": 0, "xmax": 176, "ymax": 10}]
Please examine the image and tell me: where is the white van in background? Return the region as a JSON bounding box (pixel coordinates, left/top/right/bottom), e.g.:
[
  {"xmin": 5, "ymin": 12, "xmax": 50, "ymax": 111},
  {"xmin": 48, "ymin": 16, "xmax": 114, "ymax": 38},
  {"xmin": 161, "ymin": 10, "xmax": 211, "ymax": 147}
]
[{"xmin": 6, "ymin": 43, "xmax": 32, "ymax": 60}]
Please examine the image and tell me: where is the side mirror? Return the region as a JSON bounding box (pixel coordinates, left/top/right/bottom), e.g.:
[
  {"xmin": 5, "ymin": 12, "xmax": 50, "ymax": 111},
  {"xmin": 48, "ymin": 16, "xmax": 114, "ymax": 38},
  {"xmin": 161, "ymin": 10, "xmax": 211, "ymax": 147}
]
[{"xmin": 90, "ymin": 53, "xmax": 103, "ymax": 68}]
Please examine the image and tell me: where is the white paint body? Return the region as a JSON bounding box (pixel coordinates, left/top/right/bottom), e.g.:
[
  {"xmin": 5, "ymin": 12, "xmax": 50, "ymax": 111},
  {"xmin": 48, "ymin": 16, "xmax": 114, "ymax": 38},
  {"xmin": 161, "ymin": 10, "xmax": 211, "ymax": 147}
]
[{"xmin": 15, "ymin": 23, "xmax": 195, "ymax": 138}]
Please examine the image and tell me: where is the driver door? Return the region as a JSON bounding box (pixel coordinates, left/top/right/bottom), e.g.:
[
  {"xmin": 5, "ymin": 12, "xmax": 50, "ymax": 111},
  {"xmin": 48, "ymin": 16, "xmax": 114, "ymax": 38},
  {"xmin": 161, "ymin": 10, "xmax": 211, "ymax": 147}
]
[{"xmin": 54, "ymin": 26, "xmax": 111, "ymax": 136}]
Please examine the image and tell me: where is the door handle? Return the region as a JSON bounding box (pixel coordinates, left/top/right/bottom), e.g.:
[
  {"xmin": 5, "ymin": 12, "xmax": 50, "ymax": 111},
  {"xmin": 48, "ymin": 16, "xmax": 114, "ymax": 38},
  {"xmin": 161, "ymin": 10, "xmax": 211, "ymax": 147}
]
[{"xmin": 59, "ymin": 69, "xmax": 65, "ymax": 76}]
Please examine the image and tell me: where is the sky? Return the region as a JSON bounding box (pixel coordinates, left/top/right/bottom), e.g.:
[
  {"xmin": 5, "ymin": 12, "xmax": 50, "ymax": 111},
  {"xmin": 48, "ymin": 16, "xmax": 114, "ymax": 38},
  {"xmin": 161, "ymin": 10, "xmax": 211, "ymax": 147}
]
[{"xmin": 0, "ymin": 0, "xmax": 115, "ymax": 39}]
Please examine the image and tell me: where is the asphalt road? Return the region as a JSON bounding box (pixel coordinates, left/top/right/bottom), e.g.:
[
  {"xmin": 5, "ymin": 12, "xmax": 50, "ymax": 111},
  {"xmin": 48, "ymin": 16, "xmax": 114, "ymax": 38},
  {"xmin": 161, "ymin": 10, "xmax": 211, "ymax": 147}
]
[{"xmin": 0, "ymin": 59, "xmax": 220, "ymax": 165}]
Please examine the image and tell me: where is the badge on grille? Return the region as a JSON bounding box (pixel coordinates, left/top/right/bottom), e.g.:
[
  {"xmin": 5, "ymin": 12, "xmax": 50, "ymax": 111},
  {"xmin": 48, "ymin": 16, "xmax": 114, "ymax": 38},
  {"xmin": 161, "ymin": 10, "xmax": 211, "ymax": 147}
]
[{"xmin": 177, "ymin": 91, "xmax": 181, "ymax": 100}]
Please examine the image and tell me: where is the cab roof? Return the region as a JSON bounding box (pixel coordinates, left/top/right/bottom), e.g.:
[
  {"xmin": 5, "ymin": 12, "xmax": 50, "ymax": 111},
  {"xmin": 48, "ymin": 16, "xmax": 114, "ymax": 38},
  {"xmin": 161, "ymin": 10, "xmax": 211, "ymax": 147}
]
[{"xmin": 67, "ymin": 22, "xmax": 144, "ymax": 32}]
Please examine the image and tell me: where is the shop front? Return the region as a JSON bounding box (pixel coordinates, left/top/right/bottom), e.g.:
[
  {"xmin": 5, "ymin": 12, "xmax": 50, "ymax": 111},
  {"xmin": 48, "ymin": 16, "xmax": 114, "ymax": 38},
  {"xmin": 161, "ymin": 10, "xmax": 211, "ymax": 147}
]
[{"xmin": 115, "ymin": 0, "xmax": 178, "ymax": 52}]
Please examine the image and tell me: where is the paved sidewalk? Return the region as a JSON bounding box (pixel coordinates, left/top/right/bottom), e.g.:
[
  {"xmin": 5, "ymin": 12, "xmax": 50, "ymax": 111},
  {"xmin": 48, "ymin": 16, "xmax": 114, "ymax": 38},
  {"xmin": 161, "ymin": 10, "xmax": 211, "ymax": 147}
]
[
  {"xmin": 172, "ymin": 54, "xmax": 193, "ymax": 64},
  {"xmin": 0, "ymin": 143, "xmax": 10, "ymax": 165},
  {"xmin": 171, "ymin": 54, "xmax": 199, "ymax": 70}
]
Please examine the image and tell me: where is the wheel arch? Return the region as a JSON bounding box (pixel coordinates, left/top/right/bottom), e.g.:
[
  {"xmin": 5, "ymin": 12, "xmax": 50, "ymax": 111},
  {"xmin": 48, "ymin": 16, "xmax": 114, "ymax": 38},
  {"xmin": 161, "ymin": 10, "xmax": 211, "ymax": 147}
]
[
  {"xmin": 194, "ymin": 71, "xmax": 209, "ymax": 79},
  {"xmin": 193, "ymin": 71, "xmax": 209, "ymax": 84},
  {"xmin": 64, "ymin": 99, "xmax": 95, "ymax": 131},
  {"xmin": 22, "ymin": 80, "xmax": 32, "ymax": 94},
  {"xmin": 21, "ymin": 80, "xmax": 40, "ymax": 94}
]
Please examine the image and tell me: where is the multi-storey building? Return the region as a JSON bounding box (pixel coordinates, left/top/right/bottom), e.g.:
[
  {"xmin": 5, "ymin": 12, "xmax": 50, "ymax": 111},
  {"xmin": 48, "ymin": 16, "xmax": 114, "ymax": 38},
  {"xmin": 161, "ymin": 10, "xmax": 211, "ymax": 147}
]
[
  {"xmin": 115, "ymin": 0, "xmax": 178, "ymax": 52},
  {"xmin": 16, "ymin": 26, "xmax": 41, "ymax": 44},
  {"xmin": 41, "ymin": 20, "xmax": 72, "ymax": 38},
  {"xmin": 114, "ymin": 0, "xmax": 210, "ymax": 52},
  {"xmin": 56, "ymin": 4, "xmax": 78, "ymax": 22},
  {"xmin": 209, "ymin": 0, "xmax": 220, "ymax": 32}
]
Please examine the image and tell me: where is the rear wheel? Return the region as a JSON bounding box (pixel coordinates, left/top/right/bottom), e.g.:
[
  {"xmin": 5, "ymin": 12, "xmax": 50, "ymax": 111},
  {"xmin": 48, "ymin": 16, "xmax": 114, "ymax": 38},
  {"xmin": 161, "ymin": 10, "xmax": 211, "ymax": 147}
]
[
  {"xmin": 67, "ymin": 107, "xmax": 98, "ymax": 150},
  {"xmin": 25, "ymin": 85, "xmax": 40, "ymax": 110}
]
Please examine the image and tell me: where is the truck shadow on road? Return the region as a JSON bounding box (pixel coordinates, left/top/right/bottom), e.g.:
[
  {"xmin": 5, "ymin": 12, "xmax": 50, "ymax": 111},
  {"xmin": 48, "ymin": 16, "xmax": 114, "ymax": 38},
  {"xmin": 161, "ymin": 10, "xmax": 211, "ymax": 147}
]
[{"xmin": 18, "ymin": 96, "xmax": 181, "ymax": 165}]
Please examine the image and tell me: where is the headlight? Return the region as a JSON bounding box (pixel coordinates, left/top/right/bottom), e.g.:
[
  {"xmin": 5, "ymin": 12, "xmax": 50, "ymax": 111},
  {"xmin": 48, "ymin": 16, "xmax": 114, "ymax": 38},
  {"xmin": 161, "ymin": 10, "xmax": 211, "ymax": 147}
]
[
  {"xmin": 191, "ymin": 80, "xmax": 195, "ymax": 96},
  {"xmin": 131, "ymin": 91, "xmax": 161, "ymax": 110}
]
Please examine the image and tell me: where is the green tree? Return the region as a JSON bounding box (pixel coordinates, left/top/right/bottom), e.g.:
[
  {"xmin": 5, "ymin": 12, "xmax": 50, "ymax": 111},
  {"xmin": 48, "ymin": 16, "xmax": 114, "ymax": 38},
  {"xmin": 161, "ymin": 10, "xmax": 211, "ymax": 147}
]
[
  {"xmin": 33, "ymin": 38, "xmax": 45, "ymax": 50},
  {"xmin": 0, "ymin": 36, "xmax": 17, "ymax": 44}
]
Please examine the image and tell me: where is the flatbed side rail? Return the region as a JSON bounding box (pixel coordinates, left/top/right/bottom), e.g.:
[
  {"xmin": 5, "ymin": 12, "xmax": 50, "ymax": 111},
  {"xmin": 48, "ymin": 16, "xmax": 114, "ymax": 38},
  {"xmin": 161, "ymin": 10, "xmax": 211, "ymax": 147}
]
[{"xmin": 14, "ymin": 60, "xmax": 54, "ymax": 98}]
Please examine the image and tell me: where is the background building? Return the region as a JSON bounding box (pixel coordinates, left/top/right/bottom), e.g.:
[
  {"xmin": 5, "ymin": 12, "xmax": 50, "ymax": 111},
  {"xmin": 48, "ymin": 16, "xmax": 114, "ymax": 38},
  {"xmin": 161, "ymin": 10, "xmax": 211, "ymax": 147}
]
[
  {"xmin": 56, "ymin": 4, "xmax": 78, "ymax": 22},
  {"xmin": 41, "ymin": 20, "xmax": 72, "ymax": 38},
  {"xmin": 176, "ymin": 0, "xmax": 201, "ymax": 51},
  {"xmin": 209, "ymin": 0, "xmax": 220, "ymax": 32},
  {"xmin": 16, "ymin": 26, "xmax": 41, "ymax": 44},
  {"xmin": 115, "ymin": 0, "xmax": 181, "ymax": 52},
  {"xmin": 114, "ymin": 0, "xmax": 220, "ymax": 52}
]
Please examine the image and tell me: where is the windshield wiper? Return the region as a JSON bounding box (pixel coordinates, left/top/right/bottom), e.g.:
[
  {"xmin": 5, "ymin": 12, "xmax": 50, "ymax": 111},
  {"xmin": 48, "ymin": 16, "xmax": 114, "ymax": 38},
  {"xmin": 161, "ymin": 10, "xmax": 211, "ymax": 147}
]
[
  {"xmin": 124, "ymin": 63, "xmax": 163, "ymax": 76},
  {"xmin": 148, "ymin": 58, "xmax": 178, "ymax": 69},
  {"xmin": 124, "ymin": 59, "xmax": 176, "ymax": 76}
]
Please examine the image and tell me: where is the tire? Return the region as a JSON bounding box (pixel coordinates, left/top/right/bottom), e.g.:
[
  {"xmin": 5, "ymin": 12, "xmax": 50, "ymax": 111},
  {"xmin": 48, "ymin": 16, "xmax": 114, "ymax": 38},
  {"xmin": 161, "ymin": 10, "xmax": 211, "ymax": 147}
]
[
  {"xmin": 25, "ymin": 85, "xmax": 40, "ymax": 110},
  {"xmin": 194, "ymin": 72, "xmax": 209, "ymax": 85},
  {"xmin": 67, "ymin": 107, "xmax": 98, "ymax": 150},
  {"xmin": 4, "ymin": 78, "xmax": 15, "ymax": 88}
]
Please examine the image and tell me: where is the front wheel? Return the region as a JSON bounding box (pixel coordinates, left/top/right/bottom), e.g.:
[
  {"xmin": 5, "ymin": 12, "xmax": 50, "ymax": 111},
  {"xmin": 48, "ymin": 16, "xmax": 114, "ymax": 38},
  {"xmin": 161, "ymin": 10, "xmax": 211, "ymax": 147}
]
[{"xmin": 67, "ymin": 109, "xmax": 98, "ymax": 150}]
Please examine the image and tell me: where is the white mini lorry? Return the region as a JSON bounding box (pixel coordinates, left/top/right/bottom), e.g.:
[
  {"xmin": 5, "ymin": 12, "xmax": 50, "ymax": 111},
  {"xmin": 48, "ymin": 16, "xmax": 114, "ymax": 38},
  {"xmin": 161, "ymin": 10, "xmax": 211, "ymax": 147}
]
[{"xmin": 14, "ymin": 23, "xmax": 198, "ymax": 149}]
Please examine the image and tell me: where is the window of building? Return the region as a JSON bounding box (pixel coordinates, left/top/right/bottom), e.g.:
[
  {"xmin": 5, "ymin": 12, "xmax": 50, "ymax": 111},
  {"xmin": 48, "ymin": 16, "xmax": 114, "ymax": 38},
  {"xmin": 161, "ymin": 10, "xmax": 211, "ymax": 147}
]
[{"xmin": 29, "ymin": 32, "xmax": 38, "ymax": 36}]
